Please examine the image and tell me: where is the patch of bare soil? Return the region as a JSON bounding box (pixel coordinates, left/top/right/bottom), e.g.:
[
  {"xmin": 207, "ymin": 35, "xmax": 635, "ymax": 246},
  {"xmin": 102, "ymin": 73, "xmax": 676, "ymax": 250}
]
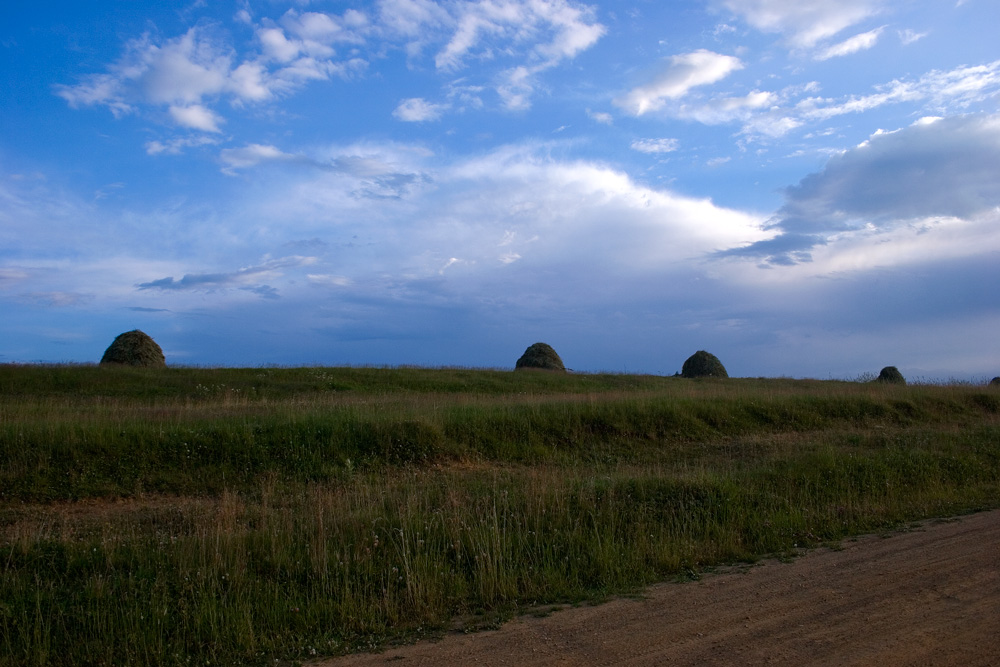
[{"xmin": 317, "ymin": 510, "xmax": 1000, "ymax": 666}]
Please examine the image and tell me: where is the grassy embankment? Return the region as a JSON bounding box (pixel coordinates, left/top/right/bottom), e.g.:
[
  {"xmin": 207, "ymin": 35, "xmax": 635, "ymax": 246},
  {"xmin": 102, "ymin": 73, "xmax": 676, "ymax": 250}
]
[{"xmin": 1, "ymin": 364, "xmax": 998, "ymax": 666}]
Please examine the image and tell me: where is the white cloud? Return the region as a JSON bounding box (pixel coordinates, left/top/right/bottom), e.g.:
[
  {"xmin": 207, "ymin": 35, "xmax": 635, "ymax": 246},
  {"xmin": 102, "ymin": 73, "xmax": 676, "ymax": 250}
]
[
  {"xmin": 531, "ymin": 0, "xmax": 606, "ymax": 61},
  {"xmin": 228, "ymin": 62, "xmax": 272, "ymax": 101},
  {"xmin": 668, "ymin": 59, "xmax": 1000, "ymax": 141},
  {"xmin": 258, "ymin": 26, "xmax": 302, "ymax": 63},
  {"xmin": 135, "ymin": 29, "xmax": 233, "ymax": 105},
  {"xmin": 718, "ymin": 0, "xmax": 886, "ymax": 48},
  {"xmin": 377, "ymin": 0, "xmax": 450, "ymax": 37},
  {"xmin": 631, "ymin": 138, "xmax": 680, "ymax": 154},
  {"xmin": 616, "ymin": 50, "xmax": 743, "ymax": 116},
  {"xmin": 55, "ymin": 27, "xmax": 241, "ymax": 128},
  {"xmin": 281, "ymin": 9, "xmax": 369, "ymax": 43},
  {"xmin": 432, "ymin": 0, "xmax": 604, "ymax": 71},
  {"xmin": 145, "ymin": 139, "xmax": 185, "ymax": 155},
  {"xmin": 219, "ymin": 143, "xmax": 295, "ymax": 172},
  {"xmin": 815, "ymin": 26, "xmax": 884, "ymax": 60},
  {"xmin": 898, "ymin": 28, "xmax": 927, "ymax": 46},
  {"xmin": 168, "ymin": 104, "xmax": 224, "ymax": 132},
  {"xmin": 55, "ymin": 17, "xmax": 369, "ymax": 135},
  {"xmin": 276, "ymin": 142, "xmax": 769, "ymax": 283},
  {"xmin": 497, "ymin": 65, "xmax": 536, "ymax": 111},
  {"xmin": 426, "ymin": 0, "xmax": 604, "ymax": 109},
  {"xmin": 799, "ymin": 61, "xmax": 1000, "ymax": 123},
  {"xmin": 393, "ymin": 97, "xmax": 449, "ymax": 121},
  {"xmin": 57, "ymin": 0, "xmax": 603, "ymax": 137},
  {"xmin": 723, "ymin": 113, "xmax": 1000, "ymax": 267},
  {"xmin": 587, "ymin": 109, "xmax": 613, "ymax": 124},
  {"xmin": 679, "ymin": 89, "xmax": 776, "ymax": 125}
]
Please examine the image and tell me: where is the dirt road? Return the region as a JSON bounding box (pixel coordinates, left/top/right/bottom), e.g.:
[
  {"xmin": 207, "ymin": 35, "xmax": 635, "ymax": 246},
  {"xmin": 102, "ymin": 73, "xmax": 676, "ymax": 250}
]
[{"xmin": 318, "ymin": 510, "xmax": 1000, "ymax": 666}]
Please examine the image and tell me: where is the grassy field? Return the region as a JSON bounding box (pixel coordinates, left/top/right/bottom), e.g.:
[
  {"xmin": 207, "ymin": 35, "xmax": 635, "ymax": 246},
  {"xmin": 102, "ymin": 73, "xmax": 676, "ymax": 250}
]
[{"xmin": 1, "ymin": 364, "xmax": 998, "ymax": 666}]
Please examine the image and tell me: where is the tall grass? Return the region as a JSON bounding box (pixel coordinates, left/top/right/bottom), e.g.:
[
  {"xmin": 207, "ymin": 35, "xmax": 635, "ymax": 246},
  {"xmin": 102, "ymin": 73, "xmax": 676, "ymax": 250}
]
[{"xmin": 1, "ymin": 365, "xmax": 998, "ymax": 665}]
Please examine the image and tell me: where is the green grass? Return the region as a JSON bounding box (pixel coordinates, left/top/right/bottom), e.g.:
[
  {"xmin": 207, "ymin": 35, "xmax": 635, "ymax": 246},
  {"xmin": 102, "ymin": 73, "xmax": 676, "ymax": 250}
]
[{"xmin": 1, "ymin": 364, "xmax": 998, "ymax": 666}]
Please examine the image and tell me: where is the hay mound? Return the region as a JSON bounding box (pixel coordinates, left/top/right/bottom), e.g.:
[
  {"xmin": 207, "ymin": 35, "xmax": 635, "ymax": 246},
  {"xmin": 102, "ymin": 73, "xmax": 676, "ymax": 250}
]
[
  {"xmin": 681, "ymin": 350, "xmax": 728, "ymax": 378},
  {"xmin": 100, "ymin": 330, "xmax": 166, "ymax": 368},
  {"xmin": 875, "ymin": 366, "xmax": 906, "ymax": 385},
  {"xmin": 990, "ymin": 377, "xmax": 1000, "ymax": 387},
  {"xmin": 515, "ymin": 342, "xmax": 566, "ymax": 372}
]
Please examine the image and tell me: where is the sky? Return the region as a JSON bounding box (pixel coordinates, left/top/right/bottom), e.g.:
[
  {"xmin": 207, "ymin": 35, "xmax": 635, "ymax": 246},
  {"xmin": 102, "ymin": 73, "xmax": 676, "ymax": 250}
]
[{"xmin": 2, "ymin": 0, "xmax": 999, "ymax": 379}]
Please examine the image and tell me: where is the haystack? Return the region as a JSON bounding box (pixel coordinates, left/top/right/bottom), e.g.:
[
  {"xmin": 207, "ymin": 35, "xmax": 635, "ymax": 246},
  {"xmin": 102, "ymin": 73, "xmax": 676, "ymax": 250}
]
[
  {"xmin": 681, "ymin": 350, "xmax": 728, "ymax": 378},
  {"xmin": 874, "ymin": 366, "xmax": 905, "ymax": 385},
  {"xmin": 990, "ymin": 377, "xmax": 1000, "ymax": 387},
  {"xmin": 100, "ymin": 330, "xmax": 166, "ymax": 368},
  {"xmin": 515, "ymin": 342, "xmax": 566, "ymax": 372}
]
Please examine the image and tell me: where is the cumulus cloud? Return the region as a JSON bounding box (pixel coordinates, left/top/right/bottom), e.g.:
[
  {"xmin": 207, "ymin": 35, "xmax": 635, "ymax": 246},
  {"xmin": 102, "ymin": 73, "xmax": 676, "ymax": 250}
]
[
  {"xmin": 721, "ymin": 113, "xmax": 1000, "ymax": 266},
  {"xmin": 376, "ymin": 0, "xmax": 604, "ymax": 111},
  {"xmin": 56, "ymin": 27, "xmax": 246, "ymax": 125},
  {"xmin": 393, "ymin": 97, "xmax": 448, "ymax": 121},
  {"xmin": 56, "ymin": 0, "xmax": 603, "ymax": 135},
  {"xmin": 55, "ymin": 16, "xmax": 368, "ymax": 134},
  {"xmin": 377, "ymin": 0, "xmax": 451, "ymax": 37},
  {"xmin": 615, "ymin": 50, "xmax": 743, "ymax": 116},
  {"xmin": 169, "ymin": 104, "xmax": 224, "ymax": 132},
  {"xmin": 274, "ymin": 142, "xmax": 769, "ymax": 291}
]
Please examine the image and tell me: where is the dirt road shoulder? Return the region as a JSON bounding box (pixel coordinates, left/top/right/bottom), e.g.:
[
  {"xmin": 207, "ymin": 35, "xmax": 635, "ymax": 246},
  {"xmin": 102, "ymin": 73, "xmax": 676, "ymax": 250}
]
[{"xmin": 317, "ymin": 510, "xmax": 1000, "ymax": 666}]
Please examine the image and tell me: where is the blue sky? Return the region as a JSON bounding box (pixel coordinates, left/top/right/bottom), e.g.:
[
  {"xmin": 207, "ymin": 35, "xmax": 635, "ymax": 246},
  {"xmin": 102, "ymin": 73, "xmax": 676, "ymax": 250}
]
[{"xmin": 2, "ymin": 0, "xmax": 999, "ymax": 378}]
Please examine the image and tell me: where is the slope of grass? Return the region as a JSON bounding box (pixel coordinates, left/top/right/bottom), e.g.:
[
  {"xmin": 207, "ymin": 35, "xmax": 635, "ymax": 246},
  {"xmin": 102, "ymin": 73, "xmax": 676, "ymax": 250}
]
[{"xmin": 1, "ymin": 364, "xmax": 998, "ymax": 666}]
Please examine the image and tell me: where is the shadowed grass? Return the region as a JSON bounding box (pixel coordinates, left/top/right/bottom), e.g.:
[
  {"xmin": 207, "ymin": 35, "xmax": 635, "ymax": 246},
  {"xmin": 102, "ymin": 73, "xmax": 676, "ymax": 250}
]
[{"xmin": 1, "ymin": 364, "xmax": 998, "ymax": 665}]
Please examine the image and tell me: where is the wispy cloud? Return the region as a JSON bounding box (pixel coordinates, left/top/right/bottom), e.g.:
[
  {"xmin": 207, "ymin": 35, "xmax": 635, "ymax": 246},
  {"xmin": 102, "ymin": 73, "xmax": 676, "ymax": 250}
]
[
  {"xmin": 640, "ymin": 59, "xmax": 1000, "ymax": 141},
  {"xmin": 393, "ymin": 97, "xmax": 448, "ymax": 121},
  {"xmin": 137, "ymin": 255, "xmax": 317, "ymax": 295},
  {"xmin": 718, "ymin": 0, "xmax": 887, "ymax": 48},
  {"xmin": 898, "ymin": 28, "xmax": 928, "ymax": 46},
  {"xmin": 0, "ymin": 268, "xmax": 30, "ymax": 286},
  {"xmin": 815, "ymin": 26, "xmax": 885, "ymax": 60},
  {"xmin": 630, "ymin": 138, "xmax": 679, "ymax": 154},
  {"xmin": 432, "ymin": 0, "xmax": 604, "ymax": 71},
  {"xmin": 19, "ymin": 291, "xmax": 93, "ymax": 307},
  {"xmin": 219, "ymin": 143, "xmax": 297, "ymax": 172},
  {"xmin": 587, "ymin": 109, "xmax": 613, "ymax": 124},
  {"xmin": 616, "ymin": 50, "xmax": 743, "ymax": 116},
  {"xmin": 145, "ymin": 135, "xmax": 220, "ymax": 156},
  {"xmin": 797, "ymin": 61, "xmax": 1000, "ymax": 123}
]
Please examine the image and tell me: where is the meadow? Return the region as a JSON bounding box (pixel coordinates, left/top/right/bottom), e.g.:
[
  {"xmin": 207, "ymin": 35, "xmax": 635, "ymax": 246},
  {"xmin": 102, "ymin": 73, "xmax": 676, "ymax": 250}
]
[{"xmin": 1, "ymin": 364, "xmax": 998, "ymax": 666}]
